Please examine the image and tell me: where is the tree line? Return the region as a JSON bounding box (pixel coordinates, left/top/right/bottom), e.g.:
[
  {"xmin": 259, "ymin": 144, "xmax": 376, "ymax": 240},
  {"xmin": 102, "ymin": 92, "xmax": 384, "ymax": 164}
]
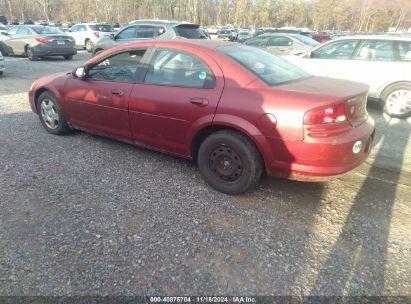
[{"xmin": 1, "ymin": 0, "xmax": 411, "ymax": 32}]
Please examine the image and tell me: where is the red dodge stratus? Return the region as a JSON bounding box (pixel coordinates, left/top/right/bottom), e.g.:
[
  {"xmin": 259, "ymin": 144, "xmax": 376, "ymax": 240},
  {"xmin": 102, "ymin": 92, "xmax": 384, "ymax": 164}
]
[{"xmin": 29, "ymin": 40, "xmax": 375, "ymax": 194}]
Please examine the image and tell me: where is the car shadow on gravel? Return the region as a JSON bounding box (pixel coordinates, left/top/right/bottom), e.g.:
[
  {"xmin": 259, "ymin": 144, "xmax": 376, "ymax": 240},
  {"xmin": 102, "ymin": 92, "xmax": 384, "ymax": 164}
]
[{"xmin": 308, "ymin": 116, "xmax": 410, "ymax": 295}]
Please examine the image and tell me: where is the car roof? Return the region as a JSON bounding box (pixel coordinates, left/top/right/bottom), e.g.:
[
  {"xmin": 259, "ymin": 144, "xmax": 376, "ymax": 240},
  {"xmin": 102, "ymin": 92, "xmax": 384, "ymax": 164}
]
[
  {"xmin": 334, "ymin": 34, "xmax": 411, "ymax": 42},
  {"xmin": 129, "ymin": 20, "xmax": 194, "ymax": 26}
]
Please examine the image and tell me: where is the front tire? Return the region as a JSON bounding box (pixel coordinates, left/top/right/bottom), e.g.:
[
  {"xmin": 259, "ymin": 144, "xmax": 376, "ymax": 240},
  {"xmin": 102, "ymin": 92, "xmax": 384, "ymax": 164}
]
[
  {"xmin": 381, "ymin": 82, "xmax": 411, "ymax": 118},
  {"xmin": 37, "ymin": 91, "xmax": 71, "ymax": 135},
  {"xmin": 198, "ymin": 130, "xmax": 263, "ymax": 195}
]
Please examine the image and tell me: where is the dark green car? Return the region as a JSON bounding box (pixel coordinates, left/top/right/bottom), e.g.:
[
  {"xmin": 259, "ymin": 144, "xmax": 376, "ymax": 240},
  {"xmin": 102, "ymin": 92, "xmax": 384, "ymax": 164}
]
[{"xmin": 0, "ymin": 25, "xmax": 77, "ymax": 61}]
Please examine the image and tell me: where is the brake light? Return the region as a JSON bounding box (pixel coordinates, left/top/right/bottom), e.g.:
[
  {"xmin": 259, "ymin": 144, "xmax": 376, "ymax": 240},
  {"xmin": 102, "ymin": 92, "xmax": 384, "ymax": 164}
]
[
  {"xmin": 304, "ymin": 103, "xmax": 346, "ymax": 125},
  {"xmin": 93, "ymin": 31, "xmax": 100, "ymax": 38},
  {"xmin": 35, "ymin": 37, "xmax": 50, "ymax": 44}
]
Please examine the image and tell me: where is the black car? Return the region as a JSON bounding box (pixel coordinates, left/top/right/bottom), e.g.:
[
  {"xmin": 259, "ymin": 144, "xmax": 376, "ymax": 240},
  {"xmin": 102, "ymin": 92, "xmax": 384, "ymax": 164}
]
[{"xmin": 0, "ymin": 15, "xmax": 7, "ymax": 25}]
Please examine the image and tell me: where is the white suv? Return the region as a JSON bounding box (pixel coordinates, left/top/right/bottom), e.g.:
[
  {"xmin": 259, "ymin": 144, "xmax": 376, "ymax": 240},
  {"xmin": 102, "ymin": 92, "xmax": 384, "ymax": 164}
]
[
  {"xmin": 283, "ymin": 35, "xmax": 411, "ymax": 118},
  {"xmin": 68, "ymin": 23, "xmax": 115, "ymax": 52}
]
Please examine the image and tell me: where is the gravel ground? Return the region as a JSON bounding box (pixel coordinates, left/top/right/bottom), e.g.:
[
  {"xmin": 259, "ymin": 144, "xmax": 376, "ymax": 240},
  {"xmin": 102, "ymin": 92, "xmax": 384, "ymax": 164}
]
[{"xmin": 0, "ymin": 52, "xmax": 410, "ymax": 296}]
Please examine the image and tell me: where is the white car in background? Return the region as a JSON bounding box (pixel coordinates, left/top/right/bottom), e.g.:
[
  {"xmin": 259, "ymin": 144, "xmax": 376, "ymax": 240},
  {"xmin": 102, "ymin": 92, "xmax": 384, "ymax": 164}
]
[
  {"xmin": 0, "ymin": 50, "xmax": 5, "ymax": 76},
  {"xmin": 283, "ymin": 35, "xmax": 411, "ymax": 118},
  {"xmin": 68, "ymin": 23, "xmax": 114, "ymax": 52}
]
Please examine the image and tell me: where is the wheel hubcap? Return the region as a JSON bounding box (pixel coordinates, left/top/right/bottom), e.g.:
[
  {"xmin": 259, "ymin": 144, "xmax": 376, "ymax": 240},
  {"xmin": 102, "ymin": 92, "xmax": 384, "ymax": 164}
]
[
  {"xmin": 386, "ymin": 89, "xmax": 411, "ymax": 115},
  {"xmin": 40, "ymin": 99, "xmax": 59, "ymax": 129},
  {"xmin": 210, "ymin": 145, "xmax": 243, "ymax": 182}
]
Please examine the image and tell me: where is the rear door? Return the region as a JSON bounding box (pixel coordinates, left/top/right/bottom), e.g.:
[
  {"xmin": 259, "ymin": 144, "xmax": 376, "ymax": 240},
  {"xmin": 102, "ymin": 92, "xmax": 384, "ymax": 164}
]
[
  {"xmin": 266, "ymin": 35, "xmax": 295, "ymax": 55},
  {"xmin": 63, "ymin": 48, "xmax": 150, "ymax": 142},
  {"xmin": 128, "ymin": 47, "xmax": 224, "ymax": 156}
]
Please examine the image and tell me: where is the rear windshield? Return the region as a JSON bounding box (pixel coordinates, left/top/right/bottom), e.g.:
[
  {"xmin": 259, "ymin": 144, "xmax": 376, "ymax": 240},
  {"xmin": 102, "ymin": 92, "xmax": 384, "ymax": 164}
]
[
  {"xmin": 292, "ymin": 34, "xmax": 320, "ymax": 46},
  {"xmin": 89, "ymin": 24, "xmax": 113, "ymax": 32},
  {"xmin": 31, "ymin": 26, "xmax": 64, "ymax": 34},
  {"xmin": 174, "ymin": 24, "xmax": 207, "ymax": 39},
  {"xmin": 218, "ymin": 45, "xmax": 309, "ymax": 86}
]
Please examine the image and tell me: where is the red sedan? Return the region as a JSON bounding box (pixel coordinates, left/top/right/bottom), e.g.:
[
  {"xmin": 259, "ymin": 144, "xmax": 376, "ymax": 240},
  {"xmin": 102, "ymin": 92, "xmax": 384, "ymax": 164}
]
[{"xmin": 29, "ymin": 40, "xmax": 375, "ymax": 194}]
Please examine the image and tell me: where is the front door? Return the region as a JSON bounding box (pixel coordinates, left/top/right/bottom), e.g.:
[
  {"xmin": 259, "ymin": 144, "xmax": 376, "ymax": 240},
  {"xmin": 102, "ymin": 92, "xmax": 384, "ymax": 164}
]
[
  {"xmin": 128, "ymin": 47, "xmax": 224, "ymax": 156},
  {"xmin": 63, "ymin": 48, "xmax": 149, "ymax": 142}
]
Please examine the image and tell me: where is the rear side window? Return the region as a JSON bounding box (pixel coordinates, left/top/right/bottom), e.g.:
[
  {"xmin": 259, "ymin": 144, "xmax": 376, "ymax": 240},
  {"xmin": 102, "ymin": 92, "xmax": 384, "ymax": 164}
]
[
  {"xmin": 16, "ymin": 27, "xmax": 31, "ymax": 35},
  {"xmin": 354, "ymin": 40, "xmax": 394, "ymax": 61},
  {"xmin": 136, "ymin": 26, "xmax": 164, "ymax": 38},
  {"xmin": 174, "ymin": 24, "xmax": 206, "ymax": 39},
  {"xmin": 313, "ymin": 40, "xmax": 358, "ymax": 59},
  {"xmin": 246, "ymin": 36, "xmax": 269, "ymax": 47},
  {"xmin": 268, "ymin": 36, "xmax": 293, "ymax": 47},
  {"xmin": 144, "ymin": 49, "xmax": 215, "ymax": 88},
  {"xmin": 398, "ymin": 41, "xmax": 411, "ymax": 61},
  {"xmin": 89, "ymin": 24, "xmax": 113, "ymax": 32},
  {"xmin": 88, "ymin": 49, "xmax": 147, "ymax": 83}
]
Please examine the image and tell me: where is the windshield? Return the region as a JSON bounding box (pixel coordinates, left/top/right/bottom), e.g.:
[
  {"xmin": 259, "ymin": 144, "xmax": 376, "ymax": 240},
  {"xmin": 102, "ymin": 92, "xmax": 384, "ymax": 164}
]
[
  {"xmin": 31, "ymin": 26, "xmax": 64, "ymax": 34},
  {"xmin": 218, "ymin": 45, "xmax": 309, "ymax": 86},
  {"xmin": 89, "ymin": 24, "xmax": 113, "ymax": 32},
  {"xmin": 174, "ymin": 24, "xmax": 207, "ymax": 39},
  {"xmin": 292, "ymin": 34, "xmax": 320, "ymax": 46}
]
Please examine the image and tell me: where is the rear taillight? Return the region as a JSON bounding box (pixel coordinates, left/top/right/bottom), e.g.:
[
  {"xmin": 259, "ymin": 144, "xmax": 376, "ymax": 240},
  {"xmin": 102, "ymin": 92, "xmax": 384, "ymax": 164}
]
[
  {"xmin": 93, "ymin": 31, "xmax": 100, "ymax": 38},
  {"xmin": 304, "ymin": 103, "xmax": 346, "ymax": 125},
  {"xmin": 35, "ymin": 37, "xmax": 50, "ymax": 44}
]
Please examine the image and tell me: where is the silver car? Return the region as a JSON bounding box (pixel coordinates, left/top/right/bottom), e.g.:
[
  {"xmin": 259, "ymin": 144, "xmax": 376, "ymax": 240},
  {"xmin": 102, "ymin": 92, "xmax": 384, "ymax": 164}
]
[
  {"xmin": 91, "ymin": 20, "xmax": 207, "ymax": 57},
  {"xmin": 283, "ymin": 35, "xmax": 411, "ymax": 118},
  {"xmin": 244, "ymin": 33, "xmax": 320, "ymax": 55}
]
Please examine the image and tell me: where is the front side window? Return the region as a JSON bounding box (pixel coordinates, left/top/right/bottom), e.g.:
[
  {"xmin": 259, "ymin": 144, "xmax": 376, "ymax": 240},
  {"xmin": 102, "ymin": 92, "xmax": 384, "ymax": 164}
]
[
  {"xmin": 117, "ymin": 26, "xmax": 137, "ymax": 39},
  {"xmin": 79, "ymin": 25, "xmax": 87, "ymax": 32},
  {"xmin": 87, "ymin": 49, "xmax": 147, "ymax": 83},
  {"xmin": 354, "ymin": 40, "xmax": 394, "ymax": 61},
  {"xmin": 8, "ymin": 27, "xmax": 17, "ymax": 35},
  {"xmin": 313, "ymin": 40, "xmax": 358, "ymax": 59},
  {"xmin": 136, "ymin": 26, "xmax": 162, "ymax": 39},
  {"xmin": 218, "ymin": 45, "xmax": 309, "ymax": 86},
  {"xmin": 398, "ymin": 41, "xmax": 411, "ymax": 61},
  {"xmin": 144, "ymin": 49, "xmax": 215, "ymax": 88}
]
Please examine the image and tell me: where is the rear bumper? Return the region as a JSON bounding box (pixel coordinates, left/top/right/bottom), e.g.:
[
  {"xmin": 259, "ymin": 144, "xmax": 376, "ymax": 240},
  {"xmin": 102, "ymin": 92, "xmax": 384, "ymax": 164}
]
[
  {"xmin": 33, "ymin": 45, "xmax": 77, "ymax": 57},
  {"xmin": 265, "ymin": 118, "xmax": 375, "ymax": 180}
]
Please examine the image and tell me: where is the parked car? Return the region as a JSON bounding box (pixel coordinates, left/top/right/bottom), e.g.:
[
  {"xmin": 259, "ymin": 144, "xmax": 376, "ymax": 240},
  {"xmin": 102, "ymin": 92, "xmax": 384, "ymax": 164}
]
[
  {"xmin": 283, "ymin": 35, "xmax": 411, "ymax": 118},
  {"xmin": 28, "ymin": 40, "xmax": 374, "ymax": 194},
  {"xmin": 92, "ymin": 20, "xmax": 207, "ymax": 56},
  {"xmin": 68, "ymin": 23, "xmax": 114, "ymax": 52},
  {"xmin": 39, "ymin": 20, "xmax": 48, "ymax": 26},
  {"xmin": 244, "ymin": 33, "xmax": 320, "ymax": 55},
  {"xmin": 23, "ymin": 20, "xmax": 34, "ymax": 25},
  {"xmin": 0, "ymin": 50, "xmax": 5, "ymax": 75},
  {"xmin": 0, "ymin": 25, "xmax": 76, "ymax": 60},
  {"xmin": 236, "ymin": 30, "xmax": 252, "ymax": 42},
  {"xmin": 311, "ymin": 33, "xmax": 332, "ymax": 43},
  {"xmin": 217, "ymin": 29, "xmax": 233, "ymax": 41},
  {"xmin": 9, "ymin": 19, "xmax": 19, "ymax": 25}
]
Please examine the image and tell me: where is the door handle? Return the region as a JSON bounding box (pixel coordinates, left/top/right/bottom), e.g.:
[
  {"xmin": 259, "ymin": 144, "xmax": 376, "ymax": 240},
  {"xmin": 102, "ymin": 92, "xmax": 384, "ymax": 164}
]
[
  {"xmin": 190, "ymin": 97, "xmax": 209, "ymax": 107},
  {"xmin": 111, "ymin": 89, "xmax": 124, "ymax": 96}
]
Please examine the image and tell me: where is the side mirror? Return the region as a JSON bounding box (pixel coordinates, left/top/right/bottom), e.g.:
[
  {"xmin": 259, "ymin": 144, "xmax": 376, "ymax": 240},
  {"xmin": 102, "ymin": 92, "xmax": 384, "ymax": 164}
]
[{"xmin": 72, "ymin": 67, "xmax": 86, "ymax": 79}]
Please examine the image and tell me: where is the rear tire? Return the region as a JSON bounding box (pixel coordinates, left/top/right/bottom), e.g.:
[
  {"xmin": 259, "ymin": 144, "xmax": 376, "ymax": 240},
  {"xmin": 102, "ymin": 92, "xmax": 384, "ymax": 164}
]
[
  {"xmin": 26, "ymin": 46, "xmax": 37, "ymax": 61},
  {"xmin": 198, "ymin": 130, "xmax": 263, "ymax": 195},
  {"xmin": 37, "ymin": 91, "xmax": 72, "ymax": 135},
  {"xmin": 0, "ymin": 71, "xmax": 3, "ymax": 76},
  {"xmin": 381, "ymin": 82, "xmax": 411, "ymax": 118},
  {"xmin": 85, "ymin": 39, "xmax": 93, "ymax": 52}
]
